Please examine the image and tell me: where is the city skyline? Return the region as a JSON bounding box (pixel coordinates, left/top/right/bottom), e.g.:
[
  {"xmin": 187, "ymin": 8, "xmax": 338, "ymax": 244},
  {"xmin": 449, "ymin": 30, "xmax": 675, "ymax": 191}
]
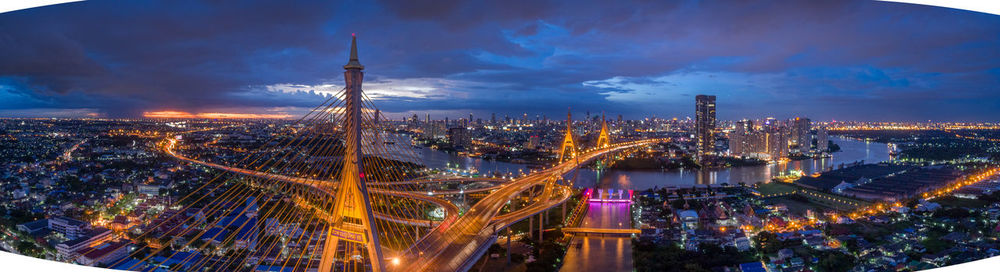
[
  {"xmin": 1, "ymin": 13, "xmax": 1000, "ymax": 271},
  {"xmin": 2, "ymin": 0, "xmax": 1000, "ymax": 121}
]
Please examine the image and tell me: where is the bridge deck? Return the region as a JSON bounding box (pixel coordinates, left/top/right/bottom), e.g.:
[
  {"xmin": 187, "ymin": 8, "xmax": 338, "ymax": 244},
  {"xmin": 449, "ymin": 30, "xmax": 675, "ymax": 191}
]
[{"xmin": 562, "ymin": 227, "xmax": 640, "ymax": 234}]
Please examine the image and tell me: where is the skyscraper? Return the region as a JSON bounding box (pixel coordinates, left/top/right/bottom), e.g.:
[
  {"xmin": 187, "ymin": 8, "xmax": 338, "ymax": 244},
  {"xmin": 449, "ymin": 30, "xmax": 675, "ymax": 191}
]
[
  {"xmin": 695, "ymin": 94, "xmax": 716, "ymax": 161},
  {"xmin": 817, "ymin": 126, "xmax": 829, "ymax": 153},
  {"xmin": 448, "ymin": 127, "xmax": 471, "ymax": 149},
  {"xmin": 766, "ymin": 126, "xmax": 789, "ymax": 160},
  {"xmin": 791, "ymin": 117, "xmax": 812, "ymax": 154},
  {"xmin": 730, "ymin": 119, "xmax": 753, "ymax": 157}
]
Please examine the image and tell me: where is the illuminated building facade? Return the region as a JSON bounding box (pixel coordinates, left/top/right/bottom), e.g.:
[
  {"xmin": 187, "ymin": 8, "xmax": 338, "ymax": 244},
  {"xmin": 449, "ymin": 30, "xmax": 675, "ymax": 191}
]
[{"xmin": 695, "ymin": 94, "xmax": 716, "ymax": 161}]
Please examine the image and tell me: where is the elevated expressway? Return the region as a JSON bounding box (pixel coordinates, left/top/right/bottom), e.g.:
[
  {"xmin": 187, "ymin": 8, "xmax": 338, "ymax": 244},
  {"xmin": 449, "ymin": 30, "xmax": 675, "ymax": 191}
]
[
  {"xmin": 404, "ymin": 139, "xmax": 664, "ymax": 272},
  {"xmin": 164, "ymin": 131, "xmax": 662, "ymax": 271},
  {"xmin": 561, "ymin": 227, "xmax": 641, "ymax": 235},
  {"xmin": 162, "ymin": 138, "xmax": 465, "ymax": 227}
]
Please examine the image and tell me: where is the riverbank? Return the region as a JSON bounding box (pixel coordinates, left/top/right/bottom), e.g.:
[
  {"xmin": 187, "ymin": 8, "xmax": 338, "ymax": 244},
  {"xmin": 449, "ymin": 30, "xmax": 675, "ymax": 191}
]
[{"xmin": 572, "ymin": 136, "xmax": 891, "ymax": 191}]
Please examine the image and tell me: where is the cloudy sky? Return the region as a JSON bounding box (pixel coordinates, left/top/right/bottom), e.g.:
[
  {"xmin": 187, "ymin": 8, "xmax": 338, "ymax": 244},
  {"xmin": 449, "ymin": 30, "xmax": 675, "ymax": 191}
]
[{"xmin": 1, "ymin": 0, "xmax": 999, "ymax": 121}]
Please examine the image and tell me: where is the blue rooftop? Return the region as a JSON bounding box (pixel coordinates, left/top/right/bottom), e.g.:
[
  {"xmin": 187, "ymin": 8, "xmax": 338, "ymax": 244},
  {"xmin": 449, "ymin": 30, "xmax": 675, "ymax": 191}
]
[{"xmin": 739, "ymin": 262, "xmax": 768, "ymax": 272}]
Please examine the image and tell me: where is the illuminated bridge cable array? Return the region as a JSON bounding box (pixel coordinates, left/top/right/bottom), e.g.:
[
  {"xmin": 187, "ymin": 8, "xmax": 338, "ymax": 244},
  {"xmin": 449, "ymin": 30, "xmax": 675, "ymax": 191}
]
[
  {"xmin": 88, "ymin": 92, "xmax": 345, "ymax": 269},
  {"xmin": 90, "ymin": 39, "xmax": 459, "ymax": 272},
  {"xmin": 86, "ymin": 36, "xmax": 664, "ymax": 272}
]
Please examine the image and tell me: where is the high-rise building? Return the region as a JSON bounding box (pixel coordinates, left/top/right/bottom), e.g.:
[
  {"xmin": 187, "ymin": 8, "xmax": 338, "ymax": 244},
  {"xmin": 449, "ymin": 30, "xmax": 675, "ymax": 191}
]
[
  {"xmin": 766, "ymin": 126, "xmax": 789, "ymax": 160},
  {"xmin": 791, "ymin": 117, "xmax": 811, "ymax": 154},
  {"xmin": 448, "ymin": 127, "xmax": 471, "ymax": 149},
  {"xmin": 729, "ymin": 133, "xmax": 743, "ymax": 157},
  {"xmin": 491, "ymin": 113, "xmax": 496, "ymax": 124},
  {"xmin": 817, "ymin": 126, "xmax": 829, "ymax": 153},
  {"xmin": 729, "ymin": 119, "xmax": 753, "ymax": 157},
  {"xmin": 729, "ymin": 119, "xmax": 777, "ymax": 160},
  {"xmin": 695, "ymin": 94, "xmax": 717, "ymax": 161}
]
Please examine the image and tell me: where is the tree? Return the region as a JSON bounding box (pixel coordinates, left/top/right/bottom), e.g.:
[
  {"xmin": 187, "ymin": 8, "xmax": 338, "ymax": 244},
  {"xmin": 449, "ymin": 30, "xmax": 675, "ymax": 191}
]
[
  {"xmin": 844, "ymin": 238, "xmax": 860, "ymax": 254},
  {"xmin": 683, "ymin": 263, "xmax": 711, "ymax": 272},
  {"xmin": 816, "ymin": 251, "xmax": 855, "ymax": 272},
  {"xmin": 16, "ymin": 241, "xmax": 40, "ymax": 256},
  {"xmin": 753, "ymin": 231, "xmax": 782, "ymax": 254}
]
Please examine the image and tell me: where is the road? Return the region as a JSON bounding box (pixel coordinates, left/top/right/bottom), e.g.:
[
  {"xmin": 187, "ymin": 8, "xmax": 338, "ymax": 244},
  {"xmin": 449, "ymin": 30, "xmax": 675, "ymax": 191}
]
[
  {"xmin": 161, "ymin": 138, "xmax": 460, "ymax": 227},
  {"xmin": 403, "ymin": 139, "xmax": 663, "ymax": 272},
  {"xmin": 61, "ymin": 138, "xmax": 88, "ymax": 161},
  {"xmin": 163, "ymin": 129, "xmax": 662, "ymax": 271}
]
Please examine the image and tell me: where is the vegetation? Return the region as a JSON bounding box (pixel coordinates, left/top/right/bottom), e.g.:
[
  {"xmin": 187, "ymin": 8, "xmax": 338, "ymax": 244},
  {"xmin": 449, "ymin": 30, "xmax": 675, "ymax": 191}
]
[
  {"xmin": 755, "ymin": 182, "xmax": 798, "ymax": 196},
  {"xmin": 633, "ymin": 239, "xmax": 756, "ymax": 272}
]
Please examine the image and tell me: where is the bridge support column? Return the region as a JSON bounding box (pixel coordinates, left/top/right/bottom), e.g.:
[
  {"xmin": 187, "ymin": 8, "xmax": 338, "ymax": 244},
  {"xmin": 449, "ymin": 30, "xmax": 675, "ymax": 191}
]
[
  {"xmin": 561, "ymin": 202, "xmax": 567, "ymax": 224},
  {"xmin": 529, "ymin": 215, "xmax": 534, "ymax": 240},
  {"xmin": 506, "ymin": 228, "xmax": 511, "ymax": 265},
  {"xmin": 543, "ymin": 210, "xmax": 548, "ymax": 226},
  {"xmin": 538, "ymin": 213, "xmax": 544, "ymax": 243}
]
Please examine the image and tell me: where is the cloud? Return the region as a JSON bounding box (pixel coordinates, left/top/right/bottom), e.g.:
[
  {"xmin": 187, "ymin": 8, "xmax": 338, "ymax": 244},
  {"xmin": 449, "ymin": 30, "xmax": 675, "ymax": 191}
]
[
  {"xmin": 0, "ymin": 0, "xmax": 998, "ymax": 121},
  {"xmin": 264, "ymin": 77, "xmax": 474, "ymax": 100}
]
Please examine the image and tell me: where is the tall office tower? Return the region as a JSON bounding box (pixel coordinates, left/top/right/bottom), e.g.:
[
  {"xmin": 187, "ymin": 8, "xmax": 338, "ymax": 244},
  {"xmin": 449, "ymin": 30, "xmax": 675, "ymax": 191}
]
[
  {"xmin": 425, "ymin": 113, "xmax": 430, "ymax": 124},
  {"xmin": 791, "ymin": 117, "xmax": 812, "ymax": 154},
  {"xmin": 817, "ymin": 126, "xmax": 829, "ymax": 153},
  {"xmin": 695, "ymin": 94, "xmax": 717, "ymax": 161},
  {"xmin": 491, "ymin": 113, "xmax": 496, "ymax": 125},
  {"xmin": 618, "ymin": 114, "xmax": 623, "ymax": 123}
]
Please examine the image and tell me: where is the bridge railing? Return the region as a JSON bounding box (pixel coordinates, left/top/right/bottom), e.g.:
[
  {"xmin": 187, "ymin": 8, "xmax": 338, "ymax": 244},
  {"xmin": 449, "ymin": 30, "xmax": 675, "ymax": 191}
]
[{"xmin": 563, "ymin": 190, "xmax": 590, "ymax": 227}]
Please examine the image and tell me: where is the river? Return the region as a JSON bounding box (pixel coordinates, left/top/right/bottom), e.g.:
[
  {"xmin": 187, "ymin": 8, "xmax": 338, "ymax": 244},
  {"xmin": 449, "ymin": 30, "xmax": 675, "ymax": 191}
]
[
  {"xmin": 400, "ymin": 136, "xmax": 887, "ymax": 272},
  {"xmin": 575, "ymin": 136, "xmax": 891, "ymax": 191},
  {"xmin": 405, "ymin": 135, "xmax": 890, "ymax": 191}
]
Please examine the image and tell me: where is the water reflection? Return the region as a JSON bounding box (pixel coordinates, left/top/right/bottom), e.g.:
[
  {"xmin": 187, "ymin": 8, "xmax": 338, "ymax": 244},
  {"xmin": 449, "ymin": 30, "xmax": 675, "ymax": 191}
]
[
  {"xmin": 386, "ymin": 134, "xmax": 528, "ymax": 176},
  {"xmin": 574, "ymin": 136, "xmax": 891, "ymax": 190},
  {"xmin": 400, "ymin": 134, "xmax": 888, "ymax": 191}
]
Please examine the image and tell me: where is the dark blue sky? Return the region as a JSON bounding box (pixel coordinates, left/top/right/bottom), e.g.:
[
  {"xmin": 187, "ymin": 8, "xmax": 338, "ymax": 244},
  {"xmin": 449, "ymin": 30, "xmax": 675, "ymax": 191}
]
[{"xmin": 1, "ymin": 0, "xmax": 999, "ymax": 121}]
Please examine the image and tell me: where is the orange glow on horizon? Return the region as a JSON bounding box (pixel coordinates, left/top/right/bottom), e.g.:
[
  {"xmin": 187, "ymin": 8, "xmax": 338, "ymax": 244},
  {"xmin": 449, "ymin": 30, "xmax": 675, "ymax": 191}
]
[{"xmin": 143, "ymin": 111, "xmax": 292, "ymax": 119}]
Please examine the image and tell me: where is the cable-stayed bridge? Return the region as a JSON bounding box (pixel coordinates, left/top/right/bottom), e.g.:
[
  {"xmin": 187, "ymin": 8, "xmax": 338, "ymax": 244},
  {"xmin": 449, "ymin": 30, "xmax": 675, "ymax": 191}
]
[{"xmin": 95, "ymin": 36, "xmax": 664, "ymax": 272}]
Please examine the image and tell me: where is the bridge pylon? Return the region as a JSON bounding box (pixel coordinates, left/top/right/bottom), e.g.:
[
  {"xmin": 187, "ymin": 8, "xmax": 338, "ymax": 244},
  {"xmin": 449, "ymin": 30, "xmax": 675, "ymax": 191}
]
[
  {"xmin": 557, "ymin": 109, "xmax": 577, "ymax": 163},
  {"xmin": 318, "ymin": 35, "xmax": 387, "ymax": 272},
  {"xmin": 596, "ymin": 113, "xmax": 611, "ymax": 149},
  {"xmin": 543, "ymin": 109, "xmax": 583, "ymax": 202}
]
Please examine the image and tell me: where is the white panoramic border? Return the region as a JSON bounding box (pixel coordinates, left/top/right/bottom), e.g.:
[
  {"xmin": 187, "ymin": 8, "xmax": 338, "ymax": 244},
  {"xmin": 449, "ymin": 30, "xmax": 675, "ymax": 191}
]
[
  {"xmin": 1, "ymin": 0, "xmax": 1000, "ymax": 271},
  {"xmin": 0, "ymin": 0, "xmax": 82, "ymax": 14}
]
